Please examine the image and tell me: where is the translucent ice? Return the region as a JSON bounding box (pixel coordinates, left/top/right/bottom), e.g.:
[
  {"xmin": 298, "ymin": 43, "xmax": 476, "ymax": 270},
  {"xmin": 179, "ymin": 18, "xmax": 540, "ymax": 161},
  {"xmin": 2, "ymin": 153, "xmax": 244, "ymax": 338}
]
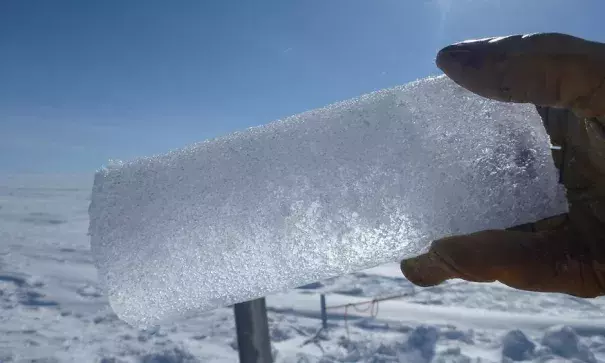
[{"xmin": 89, "ymin": 75, "xmax": 568, "ymax": 327}]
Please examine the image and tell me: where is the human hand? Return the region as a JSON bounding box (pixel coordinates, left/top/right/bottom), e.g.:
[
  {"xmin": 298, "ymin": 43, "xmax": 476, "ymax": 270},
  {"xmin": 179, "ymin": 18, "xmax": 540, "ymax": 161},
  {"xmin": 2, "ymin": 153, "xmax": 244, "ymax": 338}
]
[{"xmin": 401, "ymin": 33, "xmax": 605, "ymax": 298}]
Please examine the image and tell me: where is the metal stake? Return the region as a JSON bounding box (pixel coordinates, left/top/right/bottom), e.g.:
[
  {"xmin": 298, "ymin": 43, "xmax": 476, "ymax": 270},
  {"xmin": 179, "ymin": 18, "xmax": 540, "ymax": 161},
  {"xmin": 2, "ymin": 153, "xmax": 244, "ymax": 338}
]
[{"xmin": 233, "ymin": 298, "xmax": 273, "ymax": 363}]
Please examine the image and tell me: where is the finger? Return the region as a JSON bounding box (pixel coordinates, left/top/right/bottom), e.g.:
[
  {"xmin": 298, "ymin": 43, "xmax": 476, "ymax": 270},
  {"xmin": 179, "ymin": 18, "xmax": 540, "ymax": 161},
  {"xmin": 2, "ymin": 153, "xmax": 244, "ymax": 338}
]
[
  {"xmin": 401, "ymin": 228, "xmax": 605, "ymax": 298},
  {"xmin": 436, "ymin": 33, "xmax": 605, "ymax": 118}
]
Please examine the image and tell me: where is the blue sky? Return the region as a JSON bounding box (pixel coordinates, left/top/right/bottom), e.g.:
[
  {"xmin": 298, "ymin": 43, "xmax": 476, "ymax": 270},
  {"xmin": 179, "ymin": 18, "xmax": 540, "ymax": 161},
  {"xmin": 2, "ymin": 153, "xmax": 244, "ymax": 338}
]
[{"xmin": 1, "ymin": 0, "xmax": 603, "ymax": 173}]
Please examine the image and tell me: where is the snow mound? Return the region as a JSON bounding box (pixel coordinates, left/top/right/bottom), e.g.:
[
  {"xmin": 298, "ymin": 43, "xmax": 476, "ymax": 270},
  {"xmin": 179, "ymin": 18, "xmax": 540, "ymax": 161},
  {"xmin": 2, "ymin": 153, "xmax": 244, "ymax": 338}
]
[
  {"xmin": 89, "ymin": 75, "xmax": 568, "ymax": 327},
  {"xmin": 541, "ymin": 326, "xmax": 596, "ymax": 363},
  {"xmin": 502, "ymin": 330, "xmax": 535, "ymax": 361}
]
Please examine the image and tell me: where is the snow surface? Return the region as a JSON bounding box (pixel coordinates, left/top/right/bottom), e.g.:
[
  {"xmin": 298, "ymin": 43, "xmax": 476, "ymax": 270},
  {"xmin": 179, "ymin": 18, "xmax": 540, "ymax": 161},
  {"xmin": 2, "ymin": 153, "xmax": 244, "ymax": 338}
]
[
  {"xmin": 1, "ymin": 174, "xmax": 605, "ymax": 363},
  {"xmin": 89, "ymin": 75, "xmax": 568, "ymax": 327}
]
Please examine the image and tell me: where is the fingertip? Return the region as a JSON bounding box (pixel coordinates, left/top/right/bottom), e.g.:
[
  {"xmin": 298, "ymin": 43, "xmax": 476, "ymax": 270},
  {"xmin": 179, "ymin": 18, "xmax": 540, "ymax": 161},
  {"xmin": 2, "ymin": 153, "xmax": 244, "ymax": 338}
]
[{"xmin": 400, "ymin": 254, "xmax": 452, "ymax": 287}]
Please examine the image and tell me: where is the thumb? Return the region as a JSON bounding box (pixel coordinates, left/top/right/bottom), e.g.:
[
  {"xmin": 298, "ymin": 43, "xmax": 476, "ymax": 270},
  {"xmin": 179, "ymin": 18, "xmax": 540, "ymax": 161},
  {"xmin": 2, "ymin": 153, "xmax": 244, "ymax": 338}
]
[
  {"xmin": 436, "ymin": 33, "xmax": 605, "ymax": 118},
  {"xmin": 401, "ymin": 228, "xmax": 604, "ymax": 298}
]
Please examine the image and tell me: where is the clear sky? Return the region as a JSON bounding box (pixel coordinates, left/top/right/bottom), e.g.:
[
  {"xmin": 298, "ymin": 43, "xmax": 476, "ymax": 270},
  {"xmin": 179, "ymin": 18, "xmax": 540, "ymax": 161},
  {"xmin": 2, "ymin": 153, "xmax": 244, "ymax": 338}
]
[{"xmin": 1, "ymin": 0, "xmax": 603, "ymax": 173}]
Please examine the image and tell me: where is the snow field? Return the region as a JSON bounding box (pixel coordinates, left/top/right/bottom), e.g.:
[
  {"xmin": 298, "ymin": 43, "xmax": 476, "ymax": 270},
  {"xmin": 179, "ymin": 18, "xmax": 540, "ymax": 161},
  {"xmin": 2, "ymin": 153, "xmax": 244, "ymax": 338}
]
[{"xmin": 1, "ymin": 176, "xmax": 604, "ymax": 362}]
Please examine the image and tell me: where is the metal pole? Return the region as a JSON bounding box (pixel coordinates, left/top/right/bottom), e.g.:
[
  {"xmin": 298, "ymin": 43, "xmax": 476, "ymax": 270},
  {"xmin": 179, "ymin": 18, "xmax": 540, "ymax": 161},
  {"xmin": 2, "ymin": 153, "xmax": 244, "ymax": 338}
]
[
  {"xmin": 233, "ymin": 297, "xmax": 273, "ymax": 363},
  {"xmin": 320, "ymin": 294, "xmax": 327, "ymax": 330}
]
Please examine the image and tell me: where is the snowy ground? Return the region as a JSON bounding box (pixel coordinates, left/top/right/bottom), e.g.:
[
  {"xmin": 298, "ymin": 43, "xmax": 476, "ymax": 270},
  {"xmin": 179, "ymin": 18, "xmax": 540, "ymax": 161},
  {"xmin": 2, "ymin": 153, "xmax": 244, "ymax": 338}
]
[{"xmin": 2, "ymin": 174, "xmax": 605, "ymax": 363}]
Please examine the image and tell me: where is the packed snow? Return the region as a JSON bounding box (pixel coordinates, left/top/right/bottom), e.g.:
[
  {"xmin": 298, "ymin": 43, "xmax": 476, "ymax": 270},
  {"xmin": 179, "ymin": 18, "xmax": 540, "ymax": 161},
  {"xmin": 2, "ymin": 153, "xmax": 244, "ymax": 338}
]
[
  {"xmin": 1, "ymin": 174, "xmax": 605, "ymax": 362},
  {"xmin": 89, "ymin": 75, "xmax": 568, "ymax": 327}
]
